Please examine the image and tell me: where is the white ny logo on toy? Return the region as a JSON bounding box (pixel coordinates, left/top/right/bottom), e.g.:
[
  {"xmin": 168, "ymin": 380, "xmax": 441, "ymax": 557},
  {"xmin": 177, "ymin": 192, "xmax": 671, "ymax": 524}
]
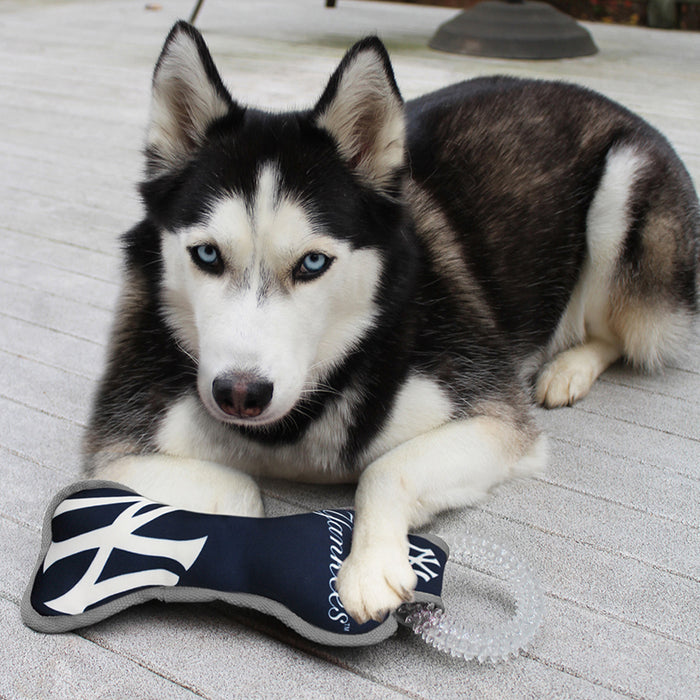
[
  {"xmin": 42, "ymin": 495, "xmax": 207, "ymax": 615},
  {"xmin": 408, "ymin": 543, "xmax": 441, "ymax": 582}
]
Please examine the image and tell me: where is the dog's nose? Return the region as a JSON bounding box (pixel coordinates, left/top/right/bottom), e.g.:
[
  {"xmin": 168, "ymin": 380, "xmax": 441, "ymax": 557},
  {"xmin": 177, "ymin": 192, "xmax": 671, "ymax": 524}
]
[{"xmin": 212, "ymin": 373, "xmax": 274, "ymax": 418}]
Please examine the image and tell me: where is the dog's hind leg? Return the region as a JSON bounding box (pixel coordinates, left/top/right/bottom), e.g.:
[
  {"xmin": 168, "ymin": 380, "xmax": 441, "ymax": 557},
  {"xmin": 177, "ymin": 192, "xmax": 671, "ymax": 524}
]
[
  {"xmin": 536, "ymin": 142, "xmax": 698, "ymax": 408},
  {"xmin": 90, "ymin": 454, "xmax": 264, "ymax": 517},
  {"xmin": 336, "ymin": 412, "xmax": 547, "ymax": 623}
]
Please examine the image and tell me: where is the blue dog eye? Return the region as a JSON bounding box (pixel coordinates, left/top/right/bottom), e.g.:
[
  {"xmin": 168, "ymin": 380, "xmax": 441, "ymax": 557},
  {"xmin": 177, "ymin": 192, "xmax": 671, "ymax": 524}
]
[
  {"xmin": 303, "ymin": 253, "xmax": 328, "ymax": 272},
  {"xmin": 196, "ymin": 245, "xmax": 219, "ymax": 265},
  {"xmin": 189, "ymin": 244, "xmax": 222, "ymax": 272},
  {"xmin": 295, "ymin": 252, "xmax": 333, "ymax": 281}
]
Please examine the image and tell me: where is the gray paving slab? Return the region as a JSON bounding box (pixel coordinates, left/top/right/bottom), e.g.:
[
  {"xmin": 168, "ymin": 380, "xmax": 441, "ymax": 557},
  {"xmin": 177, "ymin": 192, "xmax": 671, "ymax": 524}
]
[
  {"xmin": 80, "ymin": 606, "xmax": 411, "ymax": 700},
  {"xmin": 0, "ymin": 396, "xmax": 85, "ymax": 475},
  {"xmin": 542, "ymin": 437, "xmax": 700, "ymax": 526},
  {"xmin": 0, "ymin": 279, "xmax": 113, "ymax": 343},
  {"xmin": 0, "ymin": 315, "xmax": 106, "ymax": 380},
  {"xmin": 0, "ymin": 600, "xmax": 202, "ymax": 699}
]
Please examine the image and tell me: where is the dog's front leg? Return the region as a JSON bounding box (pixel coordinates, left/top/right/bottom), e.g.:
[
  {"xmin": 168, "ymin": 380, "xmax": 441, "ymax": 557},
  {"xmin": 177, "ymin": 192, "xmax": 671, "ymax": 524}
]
[
  {"xmin": 336, "ymin": 415, "xmax": 546, "ymax": 623},
  {"xmin": 91, "ymin": 454, "xmax": 264, "ymax": 517}
]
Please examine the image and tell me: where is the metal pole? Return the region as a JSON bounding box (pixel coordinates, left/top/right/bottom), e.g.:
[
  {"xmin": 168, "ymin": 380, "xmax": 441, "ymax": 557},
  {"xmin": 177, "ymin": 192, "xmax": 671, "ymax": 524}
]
[{"xmin": 189, "ymin": 0, "xmax": 206, "ymax": 24}]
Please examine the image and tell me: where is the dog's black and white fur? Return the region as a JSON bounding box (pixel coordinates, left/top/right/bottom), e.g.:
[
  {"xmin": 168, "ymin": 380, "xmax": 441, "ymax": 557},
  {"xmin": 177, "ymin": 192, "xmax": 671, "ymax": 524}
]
[{"xmin": 86, "ymin": 23, "xmax": 699, "ymax": 623}]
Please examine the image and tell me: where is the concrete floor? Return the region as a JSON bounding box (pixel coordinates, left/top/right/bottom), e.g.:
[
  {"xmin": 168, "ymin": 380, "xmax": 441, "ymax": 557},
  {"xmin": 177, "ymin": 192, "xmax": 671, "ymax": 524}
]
[{"xmin": 0, "ymin": 0, "xmax": 698, "ymax": 697}]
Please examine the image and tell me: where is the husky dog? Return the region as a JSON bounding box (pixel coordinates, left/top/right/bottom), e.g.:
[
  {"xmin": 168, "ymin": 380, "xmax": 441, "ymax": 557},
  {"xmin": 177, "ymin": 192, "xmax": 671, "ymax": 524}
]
[{"xmin": 85, "ymin": 22, "xmax": 699, "ymax": 624}]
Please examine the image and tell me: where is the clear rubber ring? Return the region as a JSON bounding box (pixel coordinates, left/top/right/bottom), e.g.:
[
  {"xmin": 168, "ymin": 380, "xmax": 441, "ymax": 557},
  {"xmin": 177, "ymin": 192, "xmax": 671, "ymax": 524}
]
[{"xmin": 396, "ymin": 534, "xmax": 544, "ymax": 663}]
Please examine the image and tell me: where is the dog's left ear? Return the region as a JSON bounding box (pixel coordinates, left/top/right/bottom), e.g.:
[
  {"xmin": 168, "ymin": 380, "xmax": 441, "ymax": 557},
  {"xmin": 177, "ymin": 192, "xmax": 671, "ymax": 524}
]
[
  {"xmin": 146, "ymin": 22, "xmax": 237, "ymax": 177},
  {"xmin": 313, "ymin": 38, "xmax": 405, "ymax": 192}
]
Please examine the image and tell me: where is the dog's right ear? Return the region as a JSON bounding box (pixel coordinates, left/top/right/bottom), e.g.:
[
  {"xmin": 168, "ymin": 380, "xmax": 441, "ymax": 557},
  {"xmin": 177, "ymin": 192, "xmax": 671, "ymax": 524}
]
[{"xmin": 145, "ymin": 22, "xmax": 236, "ymax": 177}]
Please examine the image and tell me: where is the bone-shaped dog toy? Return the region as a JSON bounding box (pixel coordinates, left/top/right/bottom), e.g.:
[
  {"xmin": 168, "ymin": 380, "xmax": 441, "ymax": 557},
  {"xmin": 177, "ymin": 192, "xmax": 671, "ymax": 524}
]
[
  {"xmin": 22, "ymin": 481, "xmax": 448, "ymax": 646},
  {"xmin": 23, "ymin": 481, "xmax": 544, "ymax": 662}
]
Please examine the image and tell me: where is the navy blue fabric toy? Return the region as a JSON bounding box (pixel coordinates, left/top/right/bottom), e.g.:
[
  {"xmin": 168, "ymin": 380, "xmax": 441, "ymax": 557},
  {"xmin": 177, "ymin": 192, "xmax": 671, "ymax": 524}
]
[{"xmin": 22, "ymin": 481, "xmax": 448, "ymax": 645}]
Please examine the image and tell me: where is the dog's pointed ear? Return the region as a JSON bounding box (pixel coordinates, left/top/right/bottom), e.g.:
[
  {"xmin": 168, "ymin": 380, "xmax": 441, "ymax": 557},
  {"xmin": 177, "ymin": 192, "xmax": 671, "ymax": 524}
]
[
  {"xmin": 313, "ymin": 38, "xmax": 405, "ymax": 191},
  {"xmin": 146, "ymin": 22, "xmax": 235, "ymax": 177}
]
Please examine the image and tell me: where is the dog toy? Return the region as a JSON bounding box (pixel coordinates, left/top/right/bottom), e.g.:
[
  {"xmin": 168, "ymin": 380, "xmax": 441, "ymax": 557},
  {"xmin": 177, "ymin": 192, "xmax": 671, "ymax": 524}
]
[{"xmin": 22, "ymin": 481, "xmax": 543, "ymax": 662}]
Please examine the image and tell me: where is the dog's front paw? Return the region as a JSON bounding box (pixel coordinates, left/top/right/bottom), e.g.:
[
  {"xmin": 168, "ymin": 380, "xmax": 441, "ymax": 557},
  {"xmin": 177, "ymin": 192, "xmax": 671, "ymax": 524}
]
[{"xmin": 336, "ymin": 541, "xmax": 417, "ymax": 624}]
